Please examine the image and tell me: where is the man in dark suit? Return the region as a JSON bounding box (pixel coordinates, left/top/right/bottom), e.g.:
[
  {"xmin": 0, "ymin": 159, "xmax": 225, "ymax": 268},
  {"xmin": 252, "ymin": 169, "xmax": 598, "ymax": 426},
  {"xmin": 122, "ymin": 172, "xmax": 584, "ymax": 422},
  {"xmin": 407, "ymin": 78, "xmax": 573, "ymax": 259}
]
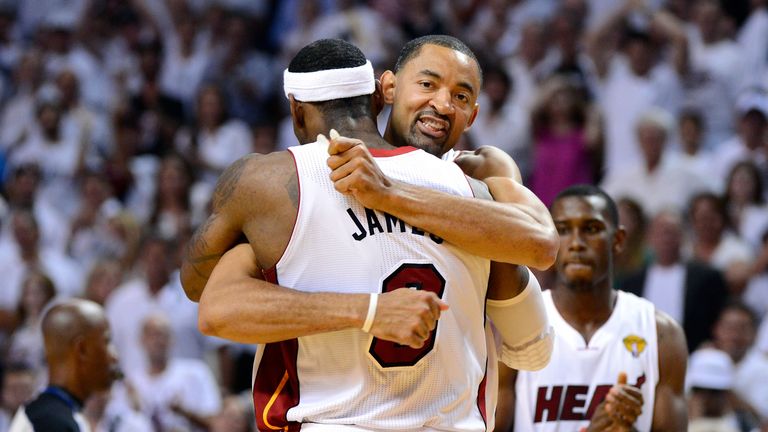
[{"xmin": 619, "ymin": 210, "xmax": 728, "ymax": 352}]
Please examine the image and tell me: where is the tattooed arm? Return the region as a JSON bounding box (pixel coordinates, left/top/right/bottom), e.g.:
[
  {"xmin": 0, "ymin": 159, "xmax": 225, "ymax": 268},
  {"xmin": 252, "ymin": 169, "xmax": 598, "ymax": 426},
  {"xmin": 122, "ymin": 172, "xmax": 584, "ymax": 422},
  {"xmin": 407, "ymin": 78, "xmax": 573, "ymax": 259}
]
[{"xmin": 181, "ymin": 155, "xmax": 255, "ymax": 302}]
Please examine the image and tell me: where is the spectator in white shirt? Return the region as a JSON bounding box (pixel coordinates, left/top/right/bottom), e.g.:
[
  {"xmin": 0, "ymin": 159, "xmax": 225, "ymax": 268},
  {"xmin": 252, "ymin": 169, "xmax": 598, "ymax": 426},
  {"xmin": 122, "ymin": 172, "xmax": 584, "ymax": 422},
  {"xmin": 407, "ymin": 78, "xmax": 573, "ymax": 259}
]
[
  {"xmin": 712, "ymin": 302, "xmax": 768, "ymax": 424},
  {"xmin": 0, "ymin": 50, "xmax": 43, "ymax": 154},
  {"xmin": 55, "ymin": 69, "xmax": 113, "ymax": 170},
  {"xmin": 713, "ymin": 89, "xmax": 768, "ymax": 191},
  {"xmin": 586, "ymin": 0, "xmax": 687, "ymax": 176},
  {"xmin": 0, "ymin": 209, "xmax": 83, "ymax": 308},
  {"xmin": 66, "ymin": 171, "xmax": 125, "ymax": 270},
  {"xmin": 106, "ymin": 234, "xmax": 213, "ymax": 375},
  {"xmin": 0, "ymin": 163, "xmax": 68, "ymax": 254},
  {"xmin": 147, "ymin": 153, "xmax": 194, "ymax": 241},
  {"xmin": 737, "ymin": 0, "xmax": 768, "ymax": 87},
  {"xmin": 685, "ymin": 0, "xmax": 745, "ymax": 149},
  {"xmin": 503, "ymin": 20, "xmax": 550, "ymax": 112},
  {"xmin": 670, "ymin": 108, "xmax": 717, "ymax": 191},
  {"xmin": 176, "ymin": 85, "xmax": 252, "ymax": 187},
  {"xmin": 6, "ymin": 271, "xmax": 56, "ymax": 370},
  {"xmin": 8, "ymin": 85, "xmax": 85, "ymax": 216},
  {"xmin": 723, "ymin": 161, "xmax": 768, "ymax": 251},
  {"xmin": 689, "ymin": 192, "xmax": 755, "ymax": 294},
  {"xmin": 468, "ymin": 64, "xmax": 530, "ymax": 176},
  {"xmin": 744, "ymin": 231, "xmax": 768, "ymax": 318},
  {"xmin": 127, "ymin": 313, "xmax": 221, "ymax": 432},
  {"xmin": 0, "ymin": 364, "xmax": 38, "ymax": 432},
  {"xmin": 602, "ymin": 108, "xmax": 709, "ymax": 217},
  {"xmin": 203, "ymin": 14, "xmax": 277, "ymax": 125}
]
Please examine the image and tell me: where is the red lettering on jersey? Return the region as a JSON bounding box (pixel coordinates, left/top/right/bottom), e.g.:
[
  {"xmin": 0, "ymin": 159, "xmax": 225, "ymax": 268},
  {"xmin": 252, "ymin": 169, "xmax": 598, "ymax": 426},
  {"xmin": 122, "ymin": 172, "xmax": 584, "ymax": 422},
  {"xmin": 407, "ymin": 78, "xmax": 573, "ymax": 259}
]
[
  {"xmin": 560, "ymin": 385, "xmax": 589, "ymax": 420},
  {"xmin": 635, "ymin": 373, "xmax": 646, "ymax": 388},
  {"xmin": 586, "ymin": 385, "xmax": 613, "ymax": 418},
  {"xmin": 534, "ymin": 386, "xmax": 563, "ymax": 422}
]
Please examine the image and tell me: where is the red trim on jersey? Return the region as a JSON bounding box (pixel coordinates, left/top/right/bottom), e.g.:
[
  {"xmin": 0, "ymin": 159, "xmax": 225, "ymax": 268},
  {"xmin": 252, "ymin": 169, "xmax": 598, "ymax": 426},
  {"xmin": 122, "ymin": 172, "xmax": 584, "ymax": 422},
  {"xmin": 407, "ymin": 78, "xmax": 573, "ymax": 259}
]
[
  {"xmin": 253, "ymin": 272, "xmax": 301, "ymax": 432},
  {"xmin": 262, "ymin": 267, "xmax": 278, "ymax": 284},
  {"xmin": 477, "ymin": 281, "xmax": 490, "ymax": 429},
  {"xmin": 476, "ymin": 365, "xmax": 488, "ymax": 427},
  {"xmin": 369, "ymin": 146, "xmax": 418, "ymax": 157}
]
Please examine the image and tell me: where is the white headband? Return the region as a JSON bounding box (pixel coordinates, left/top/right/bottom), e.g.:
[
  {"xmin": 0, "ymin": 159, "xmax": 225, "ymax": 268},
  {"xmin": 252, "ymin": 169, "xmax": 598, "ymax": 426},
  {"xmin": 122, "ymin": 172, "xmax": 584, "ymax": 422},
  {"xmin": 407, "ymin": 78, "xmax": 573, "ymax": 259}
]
[{"xmin": 283, "ymin": 60, "xmax": 375, "ymax": 102}]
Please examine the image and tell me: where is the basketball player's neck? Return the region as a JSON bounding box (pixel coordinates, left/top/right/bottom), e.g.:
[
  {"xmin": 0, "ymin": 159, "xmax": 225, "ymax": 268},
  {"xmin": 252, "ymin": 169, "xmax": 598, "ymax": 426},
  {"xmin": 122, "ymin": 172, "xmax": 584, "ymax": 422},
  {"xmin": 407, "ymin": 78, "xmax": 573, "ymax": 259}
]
[
  {"xmin": 329, "ymin": 118, "xmax": 392, "ymax": 150},
  {"xmin": 553, "ymin": 280, "xmax": 617, "ymax": 342}
]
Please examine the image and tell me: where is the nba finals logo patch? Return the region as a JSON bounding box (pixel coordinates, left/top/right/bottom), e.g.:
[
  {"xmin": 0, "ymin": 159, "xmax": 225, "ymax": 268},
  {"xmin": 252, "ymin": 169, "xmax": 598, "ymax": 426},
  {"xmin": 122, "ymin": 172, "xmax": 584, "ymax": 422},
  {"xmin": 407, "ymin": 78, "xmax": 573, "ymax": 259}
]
[{"xmin": 623, "ymin": 335, "xmax": 647, "ymax": 358}]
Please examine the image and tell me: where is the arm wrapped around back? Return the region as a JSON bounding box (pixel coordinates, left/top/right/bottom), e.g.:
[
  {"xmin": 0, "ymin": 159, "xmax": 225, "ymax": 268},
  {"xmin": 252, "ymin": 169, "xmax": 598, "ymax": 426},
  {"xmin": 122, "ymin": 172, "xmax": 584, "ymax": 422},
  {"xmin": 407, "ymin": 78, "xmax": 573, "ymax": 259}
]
[{"xmin": 487, "ymin": 268, "xmax": 554, "ymax": 371}]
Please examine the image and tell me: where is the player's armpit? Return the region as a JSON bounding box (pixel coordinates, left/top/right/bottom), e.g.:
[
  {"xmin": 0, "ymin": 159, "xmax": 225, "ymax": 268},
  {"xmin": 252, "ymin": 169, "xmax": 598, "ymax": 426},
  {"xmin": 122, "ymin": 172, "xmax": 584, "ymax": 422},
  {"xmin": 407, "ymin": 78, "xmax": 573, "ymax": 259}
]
[{"xmin": 651, "ymin": 310, "xmax": 688, "ymax": 432}]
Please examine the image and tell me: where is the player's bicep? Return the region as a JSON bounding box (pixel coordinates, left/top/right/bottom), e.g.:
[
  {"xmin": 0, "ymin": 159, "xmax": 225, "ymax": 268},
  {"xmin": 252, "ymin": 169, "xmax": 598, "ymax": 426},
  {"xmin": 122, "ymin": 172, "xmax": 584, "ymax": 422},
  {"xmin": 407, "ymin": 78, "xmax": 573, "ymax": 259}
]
[
  {"xmin": 652, "ymin": 311, "xmax": 688, "ymax": 432},
  {"xmin": 181, "ymin": 154, "xmax": 257, "ymax": 301},
  {"xmin": 181, "ymin": 211, "xmax": 244, "ymax": 301},
  {"xmin": 485, "ymin": 176, "xmax": 528, "ymax": 204}
]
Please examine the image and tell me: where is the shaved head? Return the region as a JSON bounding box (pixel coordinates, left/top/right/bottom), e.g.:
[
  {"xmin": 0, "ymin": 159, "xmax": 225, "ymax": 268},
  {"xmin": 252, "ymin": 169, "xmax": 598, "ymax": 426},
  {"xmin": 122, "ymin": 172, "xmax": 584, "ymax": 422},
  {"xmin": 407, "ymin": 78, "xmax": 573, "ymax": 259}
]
[
  {"xmin": 42, "ymin": 299, "xmax": 106, "ymax": 361},
  {"xmin": 41, "ymin": 299, "xmax": 118, "ymax": 400}
]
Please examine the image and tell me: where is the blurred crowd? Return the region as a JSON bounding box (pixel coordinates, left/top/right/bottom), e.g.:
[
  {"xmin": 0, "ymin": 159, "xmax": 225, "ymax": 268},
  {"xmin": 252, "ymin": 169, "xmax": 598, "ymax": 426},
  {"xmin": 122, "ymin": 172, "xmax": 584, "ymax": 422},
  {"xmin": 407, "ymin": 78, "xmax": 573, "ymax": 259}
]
[{"xmin": 0, "ymin": 0, "xmax": 766, "ymax": 430}]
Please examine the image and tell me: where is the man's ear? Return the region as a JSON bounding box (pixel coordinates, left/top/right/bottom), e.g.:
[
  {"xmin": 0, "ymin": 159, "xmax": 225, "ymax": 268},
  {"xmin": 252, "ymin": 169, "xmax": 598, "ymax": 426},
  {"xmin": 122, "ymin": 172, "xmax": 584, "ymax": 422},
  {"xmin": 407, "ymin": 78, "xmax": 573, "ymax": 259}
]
[
  {"xmin": 380, "ymin": 70, "xmax": 396, "ymax": 105},
  {"xmin": 289, "ymin": 94, "xmax": 307, "ymax": 142},
  {"xmin": 613, "ymin": 225, "xmax": 627, "ymax": 255},
  {"xmin": 289, "ymin": 95, "xmax": 304, "ymax": 129},
  {"xmin": 372, "ymin": 80, "xmax": 384, "ymax": 117},
  {"xmin": 464, "ymin": 103, "xmax": 480, "ymax": 131},
  {"xmin": 74, "ymin": 335, "xmax": 88, "ymax": 361}
]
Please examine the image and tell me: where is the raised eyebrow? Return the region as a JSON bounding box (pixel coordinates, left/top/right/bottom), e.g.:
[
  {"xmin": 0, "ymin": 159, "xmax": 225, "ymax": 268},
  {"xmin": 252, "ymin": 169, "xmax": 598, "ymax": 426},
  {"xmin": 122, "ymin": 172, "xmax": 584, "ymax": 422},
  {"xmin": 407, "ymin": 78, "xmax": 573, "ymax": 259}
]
[{"xmin": 417, "ymin": 69, "xmax": 475, "ymax": 95}]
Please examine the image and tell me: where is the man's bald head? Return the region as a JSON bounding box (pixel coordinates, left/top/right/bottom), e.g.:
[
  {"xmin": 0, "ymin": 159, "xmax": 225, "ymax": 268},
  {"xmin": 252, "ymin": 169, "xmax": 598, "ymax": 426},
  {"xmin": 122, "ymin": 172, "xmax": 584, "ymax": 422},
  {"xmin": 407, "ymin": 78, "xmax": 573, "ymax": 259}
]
[
  {"xmin": 42, "ymin": 299, "xmax": 106, "ymax": 360},
  {"xmin": 41, "ymin": 299, "xmax": 118, "ymax": 399}
]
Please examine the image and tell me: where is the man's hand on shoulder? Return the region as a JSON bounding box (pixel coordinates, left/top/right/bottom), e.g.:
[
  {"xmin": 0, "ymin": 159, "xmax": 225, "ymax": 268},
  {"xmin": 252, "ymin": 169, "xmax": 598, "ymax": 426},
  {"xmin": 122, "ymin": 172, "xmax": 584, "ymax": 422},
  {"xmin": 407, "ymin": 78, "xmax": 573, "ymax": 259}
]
[
  {"xmin": 326, "ymin": 132, "xmax": 400, "ymax": 209},
  {"xmin": 452, "ymin": 146, "xmax": 522, "ymax": 182}
]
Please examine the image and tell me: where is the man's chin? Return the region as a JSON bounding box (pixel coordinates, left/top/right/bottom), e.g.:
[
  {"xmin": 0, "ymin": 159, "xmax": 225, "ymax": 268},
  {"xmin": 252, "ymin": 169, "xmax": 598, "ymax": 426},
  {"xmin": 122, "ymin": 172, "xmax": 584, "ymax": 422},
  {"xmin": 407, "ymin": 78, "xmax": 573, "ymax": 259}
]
[
  {"xmin": 560, "ymin": 271, "xmax": 594, "ymax": 290},
  {"xmin": 408, "ymin": 132, "xmax": 447, "ymax": 156}
]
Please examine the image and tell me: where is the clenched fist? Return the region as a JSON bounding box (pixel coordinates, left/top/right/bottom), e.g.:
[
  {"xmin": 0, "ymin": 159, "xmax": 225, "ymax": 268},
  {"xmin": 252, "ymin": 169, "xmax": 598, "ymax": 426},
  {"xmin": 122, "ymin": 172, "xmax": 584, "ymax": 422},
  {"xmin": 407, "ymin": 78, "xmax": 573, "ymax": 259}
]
[{"xmin": 367, "ymin": 288, "xmax": 449, "ymax": 349}]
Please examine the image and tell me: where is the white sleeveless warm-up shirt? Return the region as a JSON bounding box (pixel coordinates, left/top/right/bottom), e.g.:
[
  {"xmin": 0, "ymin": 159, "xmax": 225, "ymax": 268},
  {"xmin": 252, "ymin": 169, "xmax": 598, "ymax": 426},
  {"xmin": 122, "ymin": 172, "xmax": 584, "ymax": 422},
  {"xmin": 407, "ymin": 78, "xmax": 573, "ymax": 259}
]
[
  {"xmin": 514, "ymin": 290, "xmax": 659, "ymax": 432},
  {"xmin": 252, "ymin": 142, "xmax": 493, "ymax": 432}
]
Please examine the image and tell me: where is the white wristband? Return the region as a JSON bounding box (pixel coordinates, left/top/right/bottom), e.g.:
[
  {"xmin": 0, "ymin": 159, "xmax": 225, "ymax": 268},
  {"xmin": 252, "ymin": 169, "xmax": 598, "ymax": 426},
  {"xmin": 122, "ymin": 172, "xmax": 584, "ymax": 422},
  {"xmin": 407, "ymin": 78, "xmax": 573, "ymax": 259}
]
[{"xmin": 362, "ymin": 293, "xmax": 378, "ymax": 333}]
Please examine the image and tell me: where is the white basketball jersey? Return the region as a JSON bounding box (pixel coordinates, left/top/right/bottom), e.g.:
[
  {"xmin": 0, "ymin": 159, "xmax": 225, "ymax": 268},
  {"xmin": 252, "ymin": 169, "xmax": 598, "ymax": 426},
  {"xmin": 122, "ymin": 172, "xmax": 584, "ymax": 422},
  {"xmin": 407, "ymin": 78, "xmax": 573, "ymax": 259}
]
[
  {"xmin": 252, "ymin": 142, "xmax": 493, "ymax": 432},
  {"xmin": 514, "ymin": 290, "xmax": 659, "ymax": 432}
]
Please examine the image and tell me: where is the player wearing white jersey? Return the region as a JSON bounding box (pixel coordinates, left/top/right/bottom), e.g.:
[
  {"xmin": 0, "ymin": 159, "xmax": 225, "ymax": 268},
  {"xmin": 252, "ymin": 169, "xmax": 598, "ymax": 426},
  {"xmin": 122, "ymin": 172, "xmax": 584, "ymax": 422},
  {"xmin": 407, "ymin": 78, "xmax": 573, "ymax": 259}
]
[
  {"xmin": 182, "ymin": 38, "xmax": 557, "ymax": 431},
  {"xmin": 255, "ymin": 141, "xmax": 491, "ymax": 430},
  {"xmin": 514, "ymin": 290, "xmax": 658, "ymax": 431},
  {"xmin": 496, "ymin": 185, "xmax": 688, "ymax": 432}
]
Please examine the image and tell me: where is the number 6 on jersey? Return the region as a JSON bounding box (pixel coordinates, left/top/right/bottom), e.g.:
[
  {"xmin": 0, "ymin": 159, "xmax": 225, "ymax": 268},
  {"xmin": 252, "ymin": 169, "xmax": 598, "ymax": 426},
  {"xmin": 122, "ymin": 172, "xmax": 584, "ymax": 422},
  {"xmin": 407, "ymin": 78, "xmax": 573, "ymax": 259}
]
[{"xmin": 369, "ymin": 263, "xmax": 446, "ymax": 368}]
